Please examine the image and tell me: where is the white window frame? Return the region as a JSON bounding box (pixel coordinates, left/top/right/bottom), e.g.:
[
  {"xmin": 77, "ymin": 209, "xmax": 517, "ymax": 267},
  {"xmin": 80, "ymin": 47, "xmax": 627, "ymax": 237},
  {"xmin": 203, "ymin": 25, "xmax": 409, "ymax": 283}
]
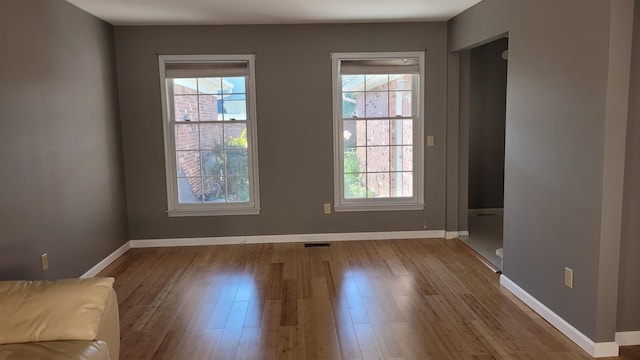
[
  {"xmin": 332, "ymin": 52, "xmax": 425, "ymax": 212},
  {"xmin": 159, "ymin": 54, "xmax": 260, "ymax": 217}
]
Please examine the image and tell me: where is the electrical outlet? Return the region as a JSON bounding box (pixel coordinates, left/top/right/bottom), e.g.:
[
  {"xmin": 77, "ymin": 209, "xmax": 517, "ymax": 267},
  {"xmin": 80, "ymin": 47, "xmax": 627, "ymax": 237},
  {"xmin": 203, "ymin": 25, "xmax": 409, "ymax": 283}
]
[
  {"xmin": 564, "ymin": 267, "xmax": 573, "ymax": 289},
  {"xmin": 41, "ymin": 253, "xmax": 48, "ymax": 272},
  {"xmin": 323, "ymin": 203, "xmax": 332, "ymax": 214}
]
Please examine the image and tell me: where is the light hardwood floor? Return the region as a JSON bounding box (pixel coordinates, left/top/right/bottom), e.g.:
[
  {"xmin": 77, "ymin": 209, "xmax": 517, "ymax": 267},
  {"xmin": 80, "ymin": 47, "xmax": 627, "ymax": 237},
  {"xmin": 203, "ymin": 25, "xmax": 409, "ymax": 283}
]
[{"xmin": 98, "ymin": 239, "xmax": 639, "ymax": 359}]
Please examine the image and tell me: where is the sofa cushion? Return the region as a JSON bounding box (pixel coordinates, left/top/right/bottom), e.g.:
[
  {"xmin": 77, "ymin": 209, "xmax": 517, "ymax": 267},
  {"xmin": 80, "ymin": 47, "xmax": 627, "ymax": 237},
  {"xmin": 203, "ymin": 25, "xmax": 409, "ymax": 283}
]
[
  {"xmin": 0, "ymin": 278, "xmax": 115, "ymax": 345},
  {"xmin": 0, "ymin": 340, "xmax": 110, "ymax": 360}
]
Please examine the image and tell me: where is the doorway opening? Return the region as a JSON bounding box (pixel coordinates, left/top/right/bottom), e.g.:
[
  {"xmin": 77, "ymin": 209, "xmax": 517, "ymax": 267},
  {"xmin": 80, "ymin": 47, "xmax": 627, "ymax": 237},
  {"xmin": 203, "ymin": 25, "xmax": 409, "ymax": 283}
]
[{"xmin": 459, "ymin": 37, "xmax": 508, "ymax": 270}]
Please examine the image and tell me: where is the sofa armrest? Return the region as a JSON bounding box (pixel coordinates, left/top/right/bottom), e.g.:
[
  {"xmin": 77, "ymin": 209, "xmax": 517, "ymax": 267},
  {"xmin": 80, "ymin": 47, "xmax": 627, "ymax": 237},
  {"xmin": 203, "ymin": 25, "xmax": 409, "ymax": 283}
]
[
  {"xmin": 0, "ymin": 340, "xmax": 110, "ymax": 360},
  {"xmin": 95, "ymin": 288, "xmax": 120, "ymax": 360},
  {"xmin": 0, "ymin": 278, "xmax": 116, "ymax": 345}
]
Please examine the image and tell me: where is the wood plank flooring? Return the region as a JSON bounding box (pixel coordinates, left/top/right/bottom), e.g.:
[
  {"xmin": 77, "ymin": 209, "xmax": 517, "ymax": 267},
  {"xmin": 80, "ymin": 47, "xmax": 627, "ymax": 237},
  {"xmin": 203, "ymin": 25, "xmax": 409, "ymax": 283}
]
[{"xmin": 98, "ymin": 238, "xmax": 639, "ymax": 359}]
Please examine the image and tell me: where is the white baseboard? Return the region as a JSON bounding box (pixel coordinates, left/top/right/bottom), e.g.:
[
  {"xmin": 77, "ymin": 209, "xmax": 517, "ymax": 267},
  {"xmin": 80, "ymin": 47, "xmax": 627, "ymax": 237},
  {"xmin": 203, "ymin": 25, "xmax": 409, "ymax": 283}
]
[
  {"xmin": 616, "ymin": 331, "xmax": 640, "ymax": 346},
  {"xmin": 593, "ymin": 342, "xmax": 621, "ymax": 357},
  {"xmin": 500, "ymin": 275, "xmax": 619, "ymax": 358},
  {"xmin": 81, "ymin": 230, "xmax": 447, "ymax": 278},
  {"xmin": 130, "ymin": 230, "xmax": 446, "ymax": 248},
  {"xmin": 81, "ymin": 241, "xmax": 131, "ymax": 278},
  {"xmin": 445, "ymin": 231, "xmax": 468, "ymax": 239}
]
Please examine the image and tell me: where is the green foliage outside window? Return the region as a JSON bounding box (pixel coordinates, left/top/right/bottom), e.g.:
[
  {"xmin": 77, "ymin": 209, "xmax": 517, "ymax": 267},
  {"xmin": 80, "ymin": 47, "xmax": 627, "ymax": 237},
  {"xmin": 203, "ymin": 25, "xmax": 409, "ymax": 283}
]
[
  {"xmin": 344, "ymin": 151, "xmax": 372, "ymax": 199},
  {"xmin": 202, "ymin": 129, "xmax": 249, "ymax": 202}
]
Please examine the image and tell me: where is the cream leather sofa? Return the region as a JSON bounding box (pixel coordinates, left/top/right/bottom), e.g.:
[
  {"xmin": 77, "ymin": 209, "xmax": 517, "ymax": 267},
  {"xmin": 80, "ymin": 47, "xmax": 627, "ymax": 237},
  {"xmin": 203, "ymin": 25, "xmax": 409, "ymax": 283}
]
[{"xmin": 0, "ymin": 277, "xmax": 119, "ymax": 360}]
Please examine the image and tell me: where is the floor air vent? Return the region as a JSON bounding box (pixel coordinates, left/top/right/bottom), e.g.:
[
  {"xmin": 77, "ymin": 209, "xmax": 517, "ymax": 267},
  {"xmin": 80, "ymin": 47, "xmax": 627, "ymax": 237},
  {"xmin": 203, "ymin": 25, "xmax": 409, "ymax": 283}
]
[{"xmin": 304, "ymin": 243, "xmax": 331, "ymax": 248}]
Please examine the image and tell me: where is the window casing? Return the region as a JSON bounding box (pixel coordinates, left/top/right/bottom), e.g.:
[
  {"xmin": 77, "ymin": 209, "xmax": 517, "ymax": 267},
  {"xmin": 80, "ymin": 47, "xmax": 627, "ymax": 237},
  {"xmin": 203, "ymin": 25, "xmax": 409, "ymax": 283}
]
[
  {"xmin": 332, "ymin": 52, "xmax": 425, "ymax": 212},
  {"xmin": 159, "ymin": 54, "xmax": 260, "ymax": 216}
]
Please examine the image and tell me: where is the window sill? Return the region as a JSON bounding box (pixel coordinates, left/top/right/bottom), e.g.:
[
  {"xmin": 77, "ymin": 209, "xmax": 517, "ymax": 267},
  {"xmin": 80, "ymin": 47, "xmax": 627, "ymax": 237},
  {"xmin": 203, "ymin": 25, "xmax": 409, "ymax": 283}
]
[
  {"xmin": 334, "ymin": 204, "xmax": 425, "ymax": 212},
  {"xmin": 168, "ymin": 207, "xmax": 260, "ymax": 217}
]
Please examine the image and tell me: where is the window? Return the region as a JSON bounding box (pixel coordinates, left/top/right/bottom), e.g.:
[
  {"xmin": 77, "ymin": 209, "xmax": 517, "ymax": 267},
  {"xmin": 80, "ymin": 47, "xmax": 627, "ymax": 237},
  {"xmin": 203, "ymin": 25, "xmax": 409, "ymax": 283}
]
[
  {"xmin": 332, "ymin": 52, "xmax": 425, "ymax": 212},
  {"xmin": 159, "ymin": 55, "xmax": 260, "ymax": 216}
]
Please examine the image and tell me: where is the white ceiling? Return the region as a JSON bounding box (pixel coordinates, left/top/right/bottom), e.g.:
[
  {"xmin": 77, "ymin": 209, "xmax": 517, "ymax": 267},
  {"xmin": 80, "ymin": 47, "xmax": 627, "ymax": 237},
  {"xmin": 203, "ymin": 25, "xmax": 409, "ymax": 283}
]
[{"xmin": 64, "ymin": 0, "xmax": 482, "ymax": 26}]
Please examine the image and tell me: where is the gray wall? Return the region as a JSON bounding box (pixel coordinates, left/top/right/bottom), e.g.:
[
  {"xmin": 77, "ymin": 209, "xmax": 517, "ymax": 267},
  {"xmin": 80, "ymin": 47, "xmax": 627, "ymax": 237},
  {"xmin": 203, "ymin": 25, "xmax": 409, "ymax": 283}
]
[
  {"xmin": 617, "ymin": 2, "xmax": 640, "ymax": 332},
  {"xmin": 0, "ymin": 0, "xmax": 129, "ymax": 280},
  {"xmin": 448, "ymin": 0, "xmax": 510, "ymax": 52},
  {"xmin": 114, "ymin": 23, "xmax": 449, "ymax": 240},
  {"xmin": 503, "ymin": 1, "xmax": 609, "ymax": 340},
  {"xmin": 450, "ymin": 0, "xmax": 635, "ymax": 342},
  {"xmin": 468, "ymin": 38, "xmax": 507, "ymax": 209},
  {"xmin": 502, "ymin": 0, "xmax": 632, "ymax": 342}
]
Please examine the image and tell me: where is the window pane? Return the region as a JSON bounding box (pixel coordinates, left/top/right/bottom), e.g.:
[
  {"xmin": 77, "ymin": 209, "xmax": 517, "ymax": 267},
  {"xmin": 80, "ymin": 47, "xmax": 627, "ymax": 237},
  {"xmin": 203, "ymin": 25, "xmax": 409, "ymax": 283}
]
[
  {"xmin": 390, "ymin": 146, "xmax": 413, "ymax": 172},
  {"xmin": 197, "ymin": 78, "xmax": 222, "ymax": 94},
  {"xmin": 365, "ymin": 74, "xmax": 389, "ymax": 91},
  {"xmin": 366, "ymin": 146, "xmax": 389, "ymax": 172},
  {"xmin": 344, "ymin": 148, "xmax": 365, "ymax": 174},
  {"xmin": 389, "ymin": 146, "xmax": 399, "ymax": 171},
  {"xmin": 390, "ymin": 91, "xmax": 412, "ymax": 117},
  {"xmin": 203, "ymin": 177, "xmax": 225, "ymax": 202},
  {"xmin": 226, "ymin": 150, "xmax": 248, "ymax": 175},
  {"xmin": 176, "ymin": 151, "xmax": 201, "ymax": 177},
  {"xmin": 225, "ymin": 77, "xmax": 246, "ymax": 94},
  {"xmin": 342, "ymin": 75, "xmax": 364, "ymax": 91},
  {"xmin": 202, "ymin": 151, "xmax": 224, "ymax": 176},
  {"xmin": 199, "ymin": 95, "xmax": 219, "ymax": 121},
  {"xmin": 403, "ymin": 120, "xmax": 413, "ymax": 144},
  {"xmin": 226, "ymin": 176, "xmax": 250, "ymax": 202},
  {"xmin": 365, "ymin": 92, "xmax": 389, "ymax": 118},
  {"xmin": 343, "ymin": 120, "xmax": 366, "ymax": 147},
  {"xmin": 173, "ymin": 79, "xmax": 197, "ymax": 94},
  {"xmin": 389, "ymin": 75, "xmax": 413, "ymax": 91},
  {"xmin": 390, "ymin": 172, "xmax": 413, "ymax": 197},
  {"xmin": 200, "ymin": 123, "xmax": 223, "ymax": 150},
  {"xmin": 390, "ymin": 119, "xmax": 413, "ymax": 145},
  {"xmin": 224, "ymin": 123, "xmax": 247, "ymax": 148},
  {"xmin": 221, "ymin": 95, "xmax": 247, "ymax": 121},
  {"xmin": 356, "ymin": 147, "xmax": 367, "ymax": 171},
  {"xmin": 342, "ymin": 92, "xmax": 364, "ymax": 118},
  {"xmin": 178, "ymin": 177, "xmax": 202, "ymax": 203},
  {"xmin": 402, "ymin": 146, "xmax": 413, "ymax": 171},
  {"xmin": 174, "ymin": 95, "xmax": 199, "ymax": 122},
  {"xmin": 367, "ymin": 173, "xmax": 390, "ymax": 198},
  {"xmin": 366, "ymin": 120, "xmax": 389, "ymax": 146},
  {"xmin": 175, "ymin": 124, "xmax": 199, "ymax": 150},
  {"xmin": 390, "ymin": 172, "xmax": 400, "ymax": 197},
  {"xmin": 403, "ymin": 172, "xmax": 413, "ymax": 197},
  {"xmin": 344, "ymin": 172, "xmax": 367, "ymax": 199}
]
